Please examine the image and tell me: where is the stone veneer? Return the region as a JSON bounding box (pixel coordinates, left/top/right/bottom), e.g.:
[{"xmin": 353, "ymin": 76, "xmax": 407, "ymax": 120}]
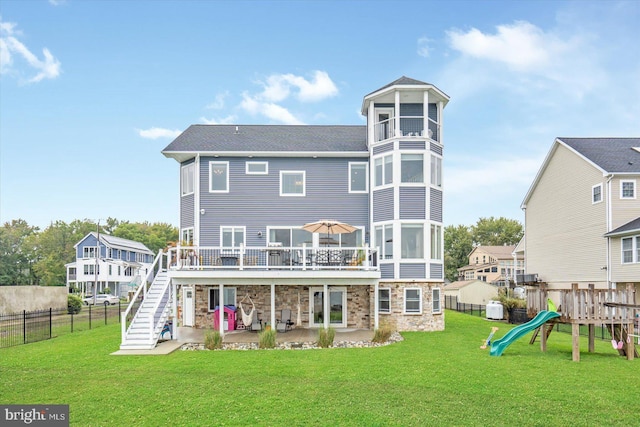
[{"xmin": 372, "ymin": 281, "xmax": 445, "ymax": 332}]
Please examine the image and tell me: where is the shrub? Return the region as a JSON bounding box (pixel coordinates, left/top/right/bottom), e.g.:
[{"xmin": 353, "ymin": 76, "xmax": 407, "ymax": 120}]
[
  {"xmin": 258, "ymin": 329, "xmax": 277, "ymax": 349},
  {"xmin": 317, "ymin": 327, "xmax": 335, "ymax": 348},
  {"xmin": 67, "ymin": 294, "xmax": 83, "ymax": 314},
  {"xmin": 372, "ymin": 325, "xmax": 393, "ymax": 343},
  {"xmin": 204, "ymin": 329, "xmax": 223, "ymax": 350}
]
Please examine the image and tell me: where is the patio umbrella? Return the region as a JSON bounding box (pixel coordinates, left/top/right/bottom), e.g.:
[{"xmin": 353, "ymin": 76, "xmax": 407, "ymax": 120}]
[{"xmin": 302, "ymin": 220, "xmax": 357, "ymax": 247}]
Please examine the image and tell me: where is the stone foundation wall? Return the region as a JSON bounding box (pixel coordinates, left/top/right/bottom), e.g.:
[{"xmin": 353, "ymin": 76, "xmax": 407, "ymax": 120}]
[{"xmin": 372, "ymin": 281, "xmax": 445, "ymax": 332}]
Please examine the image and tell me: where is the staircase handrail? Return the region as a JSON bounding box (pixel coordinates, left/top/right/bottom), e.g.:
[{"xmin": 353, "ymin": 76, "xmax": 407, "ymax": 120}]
[
  {"xmin": 147, "ymin": 276, "xmax": 172, "ymax": 344},
  {"xmin": 121, "ymin": 249, "xmax": 165, "ymax": 343}
]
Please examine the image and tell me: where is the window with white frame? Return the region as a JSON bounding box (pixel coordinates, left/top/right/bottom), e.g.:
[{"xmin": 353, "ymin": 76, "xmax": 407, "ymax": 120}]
[
  {"xmin": 209, "ymin": 161, "xmax": 229, "ymax": 193},
  {"xmin": 401, "ymin": 154, "xmax": 423, "ymax": 183},
  {"xmin": 378, "ymin": 288, "xmax": 391, "ymax": 313},
  {"xmin": 83, "ymin": 264, "xmax": 98, "ymax": 275},
  {"xmin": 83, "ymin": 246, "xmax": 97, "ymax": 258},
  {"xmin": 404, "ymin": 288, "xmax": 422, "ymax": 314},
  {"xmin": 432, "ymin": 288, "xmax": 441, "ymax": 313},
  {"xmin": 621, "ymin": 180, "xmax": 636, "ymax": 199},
  {"xmin": 280, "ymin": 171, "xmax": 305, "ymax": 196},
  {"xmin": 592, "ymin": 184, "xmax": 602, "ymax": 204},
  {"xmin": 208, "ymin": 287, "xmax": 236, "ymax": 311},
  {"xmin": 401, "ymin": 224, "xmax": 424, "ymax": 259},
  {"xmin": 181, "ymin": 228, "xmax": 194, "ymax": 245},
  {"xmin": 181, "ymin": 162, "xmax": 195, "ymax": 196},
  {"xmin": 621, "ymin": 236, "xmax": 640, "ymax": 264},
  {"xmin": 221, "ymin": 226, "xmax": 244, "ymax": 247},
  {"xmin": 246, "ymin": 161, "xmax": 268, "ymax": 175},
  {"xmin": 430, "ymin": 224, "xmax": 442, "ymax": 260},
  {"xmin": 349, "ymin": 162, "xmax": 368, "ymax": 193},
  {"xmin": 108, "ymin": 265, "xmax": 112, "ymax": 275},
  {"xmin": 374, "ymin": 154, "xmax": 393, "ymax": 187},
  {"xmin": 430, "ymin": 155, "xmax": 442, "ymax": 187},
  {"xmin": 375, "ymin": 224, "xmax": 393, "ymax": 259}
]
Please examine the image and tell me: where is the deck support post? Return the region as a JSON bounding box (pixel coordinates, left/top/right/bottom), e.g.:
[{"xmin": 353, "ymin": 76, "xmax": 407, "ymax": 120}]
[
  {"xmin": 219, "ymin": 283, "xmax": 225, "ymax": 337},
  {"xmin": 270, "ymin": 283, "xmax": 276, "ymax": 329},
  {"xmin": 572, "ymin": 323, "xmax": 580, "ymax": 362},
  {"xmin": 540, "ymin": 323, "xmax": 548, "ymax": 352},
  {"xmin": 588, "ymin": 324, "xmax": 595, "ymax": 353},
  {"xmin": 626, "ymin": 322, "xmax": 634, "ymax": 360},
  {"xmin": 373, "ymin": 282, "xmax": 379, "ymax": 330}
]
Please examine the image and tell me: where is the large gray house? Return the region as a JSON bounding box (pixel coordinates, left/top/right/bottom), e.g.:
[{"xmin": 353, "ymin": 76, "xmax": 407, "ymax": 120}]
[{"xmin": 120, "ymin": 77, "xmax": 449, "ymax": 349}]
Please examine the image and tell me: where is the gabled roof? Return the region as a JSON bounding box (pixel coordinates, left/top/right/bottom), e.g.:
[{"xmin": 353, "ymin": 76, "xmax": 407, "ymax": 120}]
[
  {"xmin": 162, "ymin": 125, "xmax": 367, "ymax": 163},
  {"xmin": 361, "ymin": 76, "xmax": 449, "ymax": 115},
  {"xmin": 522, "ymin": 137, "xmax": 640, "ymax": 208},
  {"xmin": 364, "ymin": 76, "xmax": 433, "ymax": 97},
  {"xmin": 604, "ymin": 216, "xmax": 640, "ymax": 237},
  {"xmin": 445, "ymin": 280, "xmax": 493, "ymax": 290},
  {"xmin": 468, "ymin": 245, "xmax": 518, "ymax": 259},
  {"xmin": 74, "ymin": 232, "xmax": 153, "ymax": 254}
]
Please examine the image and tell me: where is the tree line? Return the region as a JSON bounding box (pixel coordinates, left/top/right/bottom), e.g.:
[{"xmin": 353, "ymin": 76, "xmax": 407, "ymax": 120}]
[
  {"xmin": 444, "ymin": 216, "xmax": 523, "ymax": 282},
  {"xmin": 0, "ymin": 218, "xmax": 178, "ymax": 286}
]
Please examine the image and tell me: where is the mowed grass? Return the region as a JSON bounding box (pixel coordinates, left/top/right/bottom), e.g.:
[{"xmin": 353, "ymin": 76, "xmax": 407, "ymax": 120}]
[{"xmin": 1, "ymin": 311, "xmax": 638, "ymax": 426}]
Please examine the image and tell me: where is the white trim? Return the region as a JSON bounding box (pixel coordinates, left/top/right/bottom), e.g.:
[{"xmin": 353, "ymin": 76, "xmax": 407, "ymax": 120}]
[
  {"xmin": 348, "ymin": 162, "xmax": 369, "ymax": 193},
  {"xmin": 592, "ymin": 183, "xmax": 603, "ymax": 204},
  {"xmin": 620, "ymin": 179, "xmax": 636, "ymax": 199},
  {"xmin": 246, "ymin": 161, "xmax": 268, "ymax": 175},
  {"xmin": 209, "ymin": 161, "xmax": 229, "ymax": 193},
  {"xmin": 220, "ymin": 226, "xmax": 246, "ymax": 247},
  {"xmin": 280, "ymin": 170, "xmax": 306, "ymax": 197},
  {"xmin": 181, "ymin": 162, "xmax": 195, "ymax": 196},
  {"xmin": 432, "ymin": 287, "xmax": 441, "ymax": 314},
  {"xmin": 378, "ymin": 287, "xmax": 391, "ymax": 313},
  {"xmin": 181, "ymin": 227, "xmax": 194, "ymax": 245},
  {"xmin": 403, "ymin": 287, "xmax": 422, "ymax": 314}
]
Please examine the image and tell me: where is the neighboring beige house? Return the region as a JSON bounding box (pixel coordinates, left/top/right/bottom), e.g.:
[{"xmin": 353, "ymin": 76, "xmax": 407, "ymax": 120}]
[
  {"xmin": 521, "ymin": 137, "xmax": 640, "ymax": 292},
  {"xmin": 443, "ymin": 279, "xmax": 500, "ymax": 305},
  {"xmin": 457, "ymin": 245, "xmax": 524, "ymax": 286}
]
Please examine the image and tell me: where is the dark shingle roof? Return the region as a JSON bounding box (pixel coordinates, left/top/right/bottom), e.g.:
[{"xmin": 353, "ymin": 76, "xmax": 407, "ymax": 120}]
[
  {"xmin": 559, "ymin": 137, "xmax": 640, "ymax": 173},
  {"xmin": 604, "ymin": 217, "xmax": 640, "ymax": 237},
  {"xmin": 365, "ymin": 76, "xmax": 432, "ymax": 97},
  {"xmin": 162, "ymin": 124, "xmax": 367, "ymax": 155}
]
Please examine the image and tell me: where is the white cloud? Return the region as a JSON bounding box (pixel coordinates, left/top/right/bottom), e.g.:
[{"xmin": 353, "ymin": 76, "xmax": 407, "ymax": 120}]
[
  {"xmin": 200, "ymin": 115, "xmax": 237, "ymax": 125},
  {"xmin": 258, "ymin": 70, "xmax": 338, "ymax": 103},
  {"xmin": 137, "ymin": 127, "xmax": 182, "ymax": 139},
  {"xmin": 417, "ymin": 36, "xmax": 432, "ymax": 58},
  {"xmin": 0, "ymin": 17, "xmax": 61, "ymax": 83},
  {"xmin": 205, "ymin": 92, "xmax": 229, "ymax": 110},
  {"xmin": 240, "ymin": 93, "xmax": 304, "ymax": 125}
]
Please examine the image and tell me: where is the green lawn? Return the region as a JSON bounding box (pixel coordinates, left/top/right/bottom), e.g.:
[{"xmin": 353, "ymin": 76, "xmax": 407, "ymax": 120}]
[{"xmin": 1, "ymin": 310, "xmax": 638, "ymax": 426}]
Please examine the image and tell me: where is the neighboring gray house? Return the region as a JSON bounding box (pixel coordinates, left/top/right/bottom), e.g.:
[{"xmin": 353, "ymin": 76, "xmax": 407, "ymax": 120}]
[
  {"xmin": 121, "ymin": 77, "xmax": 449, "ymax": 349},
  {"xmin": 521, "ymin": 137, "xmax": 640, "ymax": 292}
]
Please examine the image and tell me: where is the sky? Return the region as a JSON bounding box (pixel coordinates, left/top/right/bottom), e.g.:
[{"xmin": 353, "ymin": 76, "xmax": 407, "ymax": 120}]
[{"xmin": 1, "ymin": 0, "xmax": 639, "ymax": 231}]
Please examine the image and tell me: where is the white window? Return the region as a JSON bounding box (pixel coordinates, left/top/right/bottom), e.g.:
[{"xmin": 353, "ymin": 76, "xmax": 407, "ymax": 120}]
[
  {"xmin": 374, "ymin": 154, "xmax": 393, "ymax": 186},
  {"xmin": 401, "ymin": 154, "xmax": 423, "ymax": 183},
  {"xmin": 430, "ymin": 224, "xmax": 442, "ymax": 260},
  {"xmin": 221, "ymin": 226, "xmax": 245, "ymax": 247},
  {"xmin": 181, "ymin": 163, "xmax": 195, "ymax": 196},
  {"xmin": 592, "ymin": 184, "xmax": 602, "ymax": 204},
  {"xmin": 349, "ymin": 162, "xmax": 368, "ymax": 193},
  {"xmin": 375, "ymin": 224, "xmax": 393, "ymax": 260},
  {"xmin": 118, "ymin": 266, "xmax": 121, "ymax": 276},
  {"xmin": 208, "ymin": 287, "xmax": 237, "ymax": 311},
  {"xmin": 430, "ymin": 155, "xmax": 442, "ymax": 187},
  {"xmin": 621, "ymin": 180, "xmax": 635, "ymax": 199},
  {"xmin": 181, "ymin": 228, "xmax": 194, "ymax": 245},
  {"xmin": 432, "ymin": 288, "xmax": 441, "ymax": 314},
  {"xmin": 209, "ymin": 161, "xmax": 229, "ymax": 193},
  {"xmin": 401, "ymin": 224, "xmax": 424, "ymax": 259},
  {"xmin": 280, "ymin": 171, "xmax": 305, "ymax": 196},
  {"xmin": 246, "ymin": 161, "xmax": 268, "ymax": 175},
  {"xmin": 83, "ymin": 246, "xmax": 97, "ymax": 259},
  {"xmin": 404, "ymin": 288, "xmax": 422, "ymax": 314},
  {"xmin": 108, "ymin": 265, "xmax": 112, "ymax": 275},
  {"xmin": 83, "ymin": 264, "xmax": 97, "ymax": 275},
  {"xmin": 378, "ymin": 288, "xmax": 391, "ymax": 313},
  {"xmin": 621, "ymin": 236, "xmax": 640, "ymax": 264}
]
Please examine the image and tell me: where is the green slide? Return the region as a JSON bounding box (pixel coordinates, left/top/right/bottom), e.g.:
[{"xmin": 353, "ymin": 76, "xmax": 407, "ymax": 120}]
[{"xmin": 489, "ymin": 310, "xmax": 561, "ymax": 357}]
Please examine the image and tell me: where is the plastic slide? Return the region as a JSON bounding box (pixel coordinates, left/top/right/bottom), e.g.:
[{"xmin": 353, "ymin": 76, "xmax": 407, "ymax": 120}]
[{"xmin": 489, "ymin": 310, "xmax": 561, "ymax": 357}]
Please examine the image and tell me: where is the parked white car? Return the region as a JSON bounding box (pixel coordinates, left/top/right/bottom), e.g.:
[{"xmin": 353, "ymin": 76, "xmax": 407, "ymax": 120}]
[{"xmin": 83, "ymin": 294, "xmax": 120, "ymax": 306}]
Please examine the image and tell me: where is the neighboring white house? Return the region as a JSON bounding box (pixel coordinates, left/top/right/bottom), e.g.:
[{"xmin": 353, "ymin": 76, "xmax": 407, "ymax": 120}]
[
  {"xmin": 521, "ymin": 137, "xmax": 640, "ymax": 292},
  {"xmin": 444, "ymin": 280, "xmax": 500, "ymax": 305},
  {"xmin": 66, "ymin": 232, "xmax": 154, "ymax": 297}
]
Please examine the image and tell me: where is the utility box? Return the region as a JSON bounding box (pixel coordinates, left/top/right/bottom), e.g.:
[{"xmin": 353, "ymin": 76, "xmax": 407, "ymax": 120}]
[{"xmin": 486, "ymin": 301, "xmax": 504, "ymax": 320}]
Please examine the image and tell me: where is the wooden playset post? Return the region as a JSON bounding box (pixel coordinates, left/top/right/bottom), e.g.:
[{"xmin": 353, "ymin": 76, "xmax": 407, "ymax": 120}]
[
  {"xmin": 588, "ymin": 284, "xmax": 595, "ymax": 353},
  {"xmin": 571, "ymin": 283, "xmax": 580, "ymax": 362},
  {"xmin": 540, "ymin": 283, "xmax": 548, "ymax": 352}
]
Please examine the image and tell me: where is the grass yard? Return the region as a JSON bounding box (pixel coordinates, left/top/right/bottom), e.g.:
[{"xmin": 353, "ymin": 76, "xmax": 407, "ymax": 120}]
[{"xmin": 1, "ymin": 310, "xmax": 638, "ymax": 426}]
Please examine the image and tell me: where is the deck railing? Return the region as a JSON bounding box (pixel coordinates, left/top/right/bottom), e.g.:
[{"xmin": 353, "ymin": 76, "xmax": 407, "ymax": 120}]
[
  {"xmin": 167, "ymin": 245, "xmax": 378, "ymax": 271},
  {"xmin": 373, "ymin": 116, "xmax": 440, "ymax": 142}
]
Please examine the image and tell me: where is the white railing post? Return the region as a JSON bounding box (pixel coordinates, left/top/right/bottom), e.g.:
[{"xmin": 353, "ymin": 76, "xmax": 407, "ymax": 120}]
[{"xmin": 239, "ymin": 243, "xmax": 244, "ymax": 271}]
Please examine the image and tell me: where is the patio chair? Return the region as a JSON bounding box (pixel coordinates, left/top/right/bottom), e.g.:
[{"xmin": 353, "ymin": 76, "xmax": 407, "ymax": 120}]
[
  {"xmin": 248, "ymin": 310, "xmax": 262, "ymax": 332},
  {"xmin": 276, "ymin": 309, "xmax": 294, "ymax": 332}
]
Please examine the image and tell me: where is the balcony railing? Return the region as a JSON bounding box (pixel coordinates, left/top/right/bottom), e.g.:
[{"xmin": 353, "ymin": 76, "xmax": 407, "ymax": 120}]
[
  {"xmin": 167, "ymin": 245, "xmax": 378, "ymax": 271},
  {"xmin": 373, "ymin": 116, "xmax": 440, "ymax": 143}
]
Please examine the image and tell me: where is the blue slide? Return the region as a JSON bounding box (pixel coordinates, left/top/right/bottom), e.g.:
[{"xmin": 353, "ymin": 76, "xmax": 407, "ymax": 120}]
[{"xmin": 489, "ymin": 310, "xmax": 561, "ymax": 356}]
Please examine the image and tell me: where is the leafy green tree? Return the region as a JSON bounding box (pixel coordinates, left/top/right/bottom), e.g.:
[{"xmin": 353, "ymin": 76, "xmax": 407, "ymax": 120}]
[
  {"xmin": 471, "ymin": 217, "xmax": 523, "ymax": 247},
  {"xmin": 113, "ymin": 221, "xmax": 178, "ymax": 254},
  {"xmin": 444, "ymin": 225, "xmax": 473, "ymax": 282},
  {"xmin": 0, "ymin": 219, "xmax": 39, "ymax": 285}
]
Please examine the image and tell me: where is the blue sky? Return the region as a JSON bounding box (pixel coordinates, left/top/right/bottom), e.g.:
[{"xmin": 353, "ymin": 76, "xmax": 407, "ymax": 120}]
[{"xmin": 1, "ymin": 0, "xmax": 639, "ymax": 230}]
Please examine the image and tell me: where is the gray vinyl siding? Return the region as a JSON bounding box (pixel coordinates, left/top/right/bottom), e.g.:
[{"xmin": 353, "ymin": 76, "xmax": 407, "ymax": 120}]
[
  {"xmin": 400, "ymin": 103, "xmax": 423, "ymax": 116},
  {"xmin": 430, "ymin": 188, "xmax": 443, "ymax": 222},
  {"xmin": 373, "ymin": 188, "xmax": 394, "ymax": 222},
  {"xmin": 610, "ymin": 176, "xmax": 640, "ymax": 229},
  {"xmin": 380, "ymin": 263, "xmax": 394, "ymax": 279},
  {"xmin": 430, "ymin": 263, "xmax": 443, "ymax": 280},
  {"xmin": 399, "ymin": 187, "xmax": 426, "ymax": 219},
  {"xmin": 428, "ymin": 103, "xmax": 438, "ymax": 121},
  {"xmin": 430, "ymin": 142, "xmax": 442, "ymax": 156},
  {"xmin": 181, "ymin": 193, "xmax": 194, "ymax": 230},
  {"xmin": 400, "ymin": 263, "xmax": 426, "ymax": 279},
  {"xmin": 198, "ymin": 156, "xmax": 368, "ymax": 246},
  {"xmin": 399, "ymin": 141, "xmax": 426, "ymax": 150},
  {"xmin": 77, "ymin": 235, "xmax": 99, "ymax": 258},
  {"xmin": 373, "ymin": 142, "xmax": 394, "ymax": 155}
]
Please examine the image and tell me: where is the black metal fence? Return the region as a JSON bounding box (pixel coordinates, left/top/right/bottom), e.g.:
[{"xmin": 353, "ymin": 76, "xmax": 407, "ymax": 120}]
[
  {"xmin": 444, "ymin": 295, "xmax": 486, "ymax": 317},
  {"xmin": 0, "ymin": 301, "xmax": 141, "ymax": 349}
]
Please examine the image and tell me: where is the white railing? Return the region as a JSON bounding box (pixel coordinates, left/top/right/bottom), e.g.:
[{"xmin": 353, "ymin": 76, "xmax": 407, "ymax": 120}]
[
  {"xmin": 373, "ymin": 116, "xmax": 440, "ymax": 142},
  {"xmin": 167, "ymin": 244, "xmax": 378, "ymax": 271},
  {"xmin": 147, "ymin": 277, "xmax": 171, "ymax": 345}
]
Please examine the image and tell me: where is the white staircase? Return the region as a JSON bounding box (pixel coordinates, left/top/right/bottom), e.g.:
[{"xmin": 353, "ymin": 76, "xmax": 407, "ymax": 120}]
[{"xmin": 120, "ymin": 271, "xmax": 172, "ymax": 350}]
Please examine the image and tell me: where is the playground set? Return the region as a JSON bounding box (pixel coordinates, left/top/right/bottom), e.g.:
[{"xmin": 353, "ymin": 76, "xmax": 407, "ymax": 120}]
[{"xmin": 483, "ymin": 283, "xmax": 639, "ymax": 362}]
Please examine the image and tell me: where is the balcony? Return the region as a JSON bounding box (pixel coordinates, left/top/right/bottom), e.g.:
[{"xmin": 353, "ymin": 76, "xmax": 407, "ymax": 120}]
[{"xmin": 373, "ymin": 116, "xmax": 440, "ymax": 143}]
